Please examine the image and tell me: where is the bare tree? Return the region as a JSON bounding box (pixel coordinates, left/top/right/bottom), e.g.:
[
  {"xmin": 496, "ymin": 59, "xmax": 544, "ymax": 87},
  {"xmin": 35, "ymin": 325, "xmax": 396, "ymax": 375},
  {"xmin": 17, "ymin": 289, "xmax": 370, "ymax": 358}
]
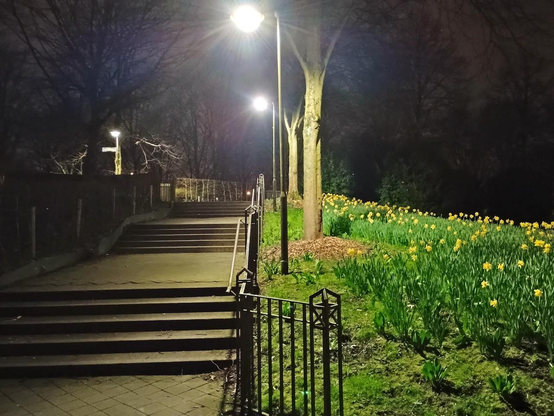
[
  {"xmin": 0, "ymin": 40, "xmax": 29, "ymax": 168},
  {"xmin": 3, "ymin": 0, "xmax": 192, "ymax": 175},
  {"xmin": 286, "ymin": 0, "xmax": 352, "ymax": 239}
]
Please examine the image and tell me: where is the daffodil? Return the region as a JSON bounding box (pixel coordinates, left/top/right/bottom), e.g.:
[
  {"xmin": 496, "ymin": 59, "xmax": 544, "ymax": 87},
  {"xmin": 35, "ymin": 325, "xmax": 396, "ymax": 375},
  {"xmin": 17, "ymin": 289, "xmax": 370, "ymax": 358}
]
[
  {"xmin": 534, "ymin": 289, "xmax": 543, "ymax": 298},
  {"xmin": 425, "ymin": 245, "xmax": 432, "ymax": 253},
  {"xmin": 521, "ymin": 244, "xmax": 528, "ymax": 250},
  {"xmin": 517, "ymin": 260, "xmax": 524, "ymax": 268},
  {"xmin": 483, "ymin": 262, "xmax": 492, "ymax": 271},
  {"xmin": 490, "ymin": 299, "xmax": 498, "ymax": 308},
  {"xmin": 481, "ymin": 281, "xmax": 490, "ymax": 289},
  {"xmin": 497, "ymin": 263, "xmax": 504, "ymax": 272}
]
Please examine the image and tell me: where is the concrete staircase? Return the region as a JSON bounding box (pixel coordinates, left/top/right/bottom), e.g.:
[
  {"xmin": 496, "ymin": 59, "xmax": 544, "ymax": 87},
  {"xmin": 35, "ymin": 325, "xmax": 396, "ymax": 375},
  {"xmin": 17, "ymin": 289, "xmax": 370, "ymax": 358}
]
[
  {"xmin": 0, "ymin": 285, "xmax": 236, "ymax": 377},
  {"xmin": 113, "ymin": 202, "xmax": 249, "ymax": 254},
  {"xmin": 170, "ymin": 201, "xmax": 249, "ymax": 218},
  {"xmin": 113, "ymin": 223, "xmax": 246, "ymax": 254}
]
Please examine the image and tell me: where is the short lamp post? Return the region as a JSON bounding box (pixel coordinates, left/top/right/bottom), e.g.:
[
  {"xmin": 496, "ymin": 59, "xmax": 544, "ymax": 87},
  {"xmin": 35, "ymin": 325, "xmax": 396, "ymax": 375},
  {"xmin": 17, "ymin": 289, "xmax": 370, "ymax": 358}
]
[
  {"xmin": 253, "ymin": 97, "xmax": 277, "ymax": 212},
  {"xmin": 232, "ymin": 6, "xmax": 288, "ymax": 275},
  {"xmin": 110, "ymin": 130, "xmax": 122, "ymax": 175}
]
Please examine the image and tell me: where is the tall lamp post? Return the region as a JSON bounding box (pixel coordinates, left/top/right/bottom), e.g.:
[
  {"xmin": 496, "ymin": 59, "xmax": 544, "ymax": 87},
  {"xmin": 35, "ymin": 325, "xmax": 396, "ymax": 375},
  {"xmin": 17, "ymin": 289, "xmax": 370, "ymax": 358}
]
[
  {"xmin": 232, "ymin": 5, "xmax": 288, "ymax": 275},
  {"xmin": 253, "ymin": 97, "xmax": 277, "ymax": 212},
  {"xmin": 110, "ymin": 130, "xmax": 122, "ymax": 175}
]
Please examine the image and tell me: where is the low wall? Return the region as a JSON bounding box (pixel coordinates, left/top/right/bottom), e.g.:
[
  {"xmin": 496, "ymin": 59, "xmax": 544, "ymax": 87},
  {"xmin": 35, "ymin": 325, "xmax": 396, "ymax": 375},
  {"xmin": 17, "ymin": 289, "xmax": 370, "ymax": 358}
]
[{"xmin": 0, "ymin": 205, "xmax": 171, "ymax": 288}]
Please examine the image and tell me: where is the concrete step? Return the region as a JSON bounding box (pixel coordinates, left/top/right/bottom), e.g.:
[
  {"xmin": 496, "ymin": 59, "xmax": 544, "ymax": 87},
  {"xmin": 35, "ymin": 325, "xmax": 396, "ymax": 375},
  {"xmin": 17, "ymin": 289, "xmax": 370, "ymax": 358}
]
[
  {"xmin": 0, "ymin": 312, "xmax": 236, "ymax": 335},
  {"xmin": 0, "ymin": 329, "xmax": 236, "ymax": 356},
  {"xmin": 169, "ymin": 213, "xmax": 245, "ymax": 218},
  {"xmin": 0, "ymin": 296, "xmax": 235, "ymax": 317},
  {"xmin": 115, "ymin": 240, "xmax": 239, "ymax": 248},
  {"xmin": 0, "ymin": 285, "xmax": 229, "ymax": 302},
  {"xmin": 0, "ymin": 350, "xmax": 235, "ymax": 377},
  {"xmin": 130, "ymin": 224, "xmax": 239, "ymax": 230},
  {"xmin": 122, "ymin": 233, "xmax": 244, "ymax": 241},
  {"xmin": 114, "ymin": 246, "xmax": 239, "ymax": 254}
]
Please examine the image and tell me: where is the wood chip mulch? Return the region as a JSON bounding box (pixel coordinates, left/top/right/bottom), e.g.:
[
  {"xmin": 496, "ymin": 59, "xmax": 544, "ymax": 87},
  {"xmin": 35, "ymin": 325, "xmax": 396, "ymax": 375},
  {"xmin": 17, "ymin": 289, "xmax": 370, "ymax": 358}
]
[{"xmin": 262, "ymin": 237, "xmax": 370, "ymax": 260}]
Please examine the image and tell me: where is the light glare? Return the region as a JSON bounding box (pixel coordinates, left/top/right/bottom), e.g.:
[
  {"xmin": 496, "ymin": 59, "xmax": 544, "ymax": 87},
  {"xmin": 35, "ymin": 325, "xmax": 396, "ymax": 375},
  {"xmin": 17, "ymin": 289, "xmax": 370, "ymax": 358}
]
[
  {"xmin": 110, "ymin": 130, "xmax": 121, "ymax": 138},
  {"xmin": 231, "ymin": 6, "xmax": 265, "ymax": 33},
  {"xmin": 253, "ymin": 97, "xmax": 269, "ymax": 112}
]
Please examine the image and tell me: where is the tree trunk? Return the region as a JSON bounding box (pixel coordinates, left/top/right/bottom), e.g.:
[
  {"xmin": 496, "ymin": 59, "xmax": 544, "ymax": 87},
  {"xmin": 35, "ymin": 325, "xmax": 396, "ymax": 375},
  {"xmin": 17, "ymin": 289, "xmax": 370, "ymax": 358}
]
[
  {"xmin": 303, "ymin": 72, "xmax": 324, "ymax": 240},
  {"xmin": 288, "ymin": 131, "xmax": 299, "ymax": 198}
]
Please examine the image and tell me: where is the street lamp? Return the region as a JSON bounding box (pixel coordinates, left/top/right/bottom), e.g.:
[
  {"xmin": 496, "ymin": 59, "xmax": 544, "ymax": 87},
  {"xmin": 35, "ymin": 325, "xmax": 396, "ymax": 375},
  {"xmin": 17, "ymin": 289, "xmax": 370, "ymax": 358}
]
[
  {"xmin": 232, "ymin": 6, "xmax": 288, "ymax": 275},
  {"xmin": 253, "ymin": 97, "xmax": 277, "ymax": 212},
  {"xmin": 110, "ymin": 130, "xmax": 122, "ymax": 175}
]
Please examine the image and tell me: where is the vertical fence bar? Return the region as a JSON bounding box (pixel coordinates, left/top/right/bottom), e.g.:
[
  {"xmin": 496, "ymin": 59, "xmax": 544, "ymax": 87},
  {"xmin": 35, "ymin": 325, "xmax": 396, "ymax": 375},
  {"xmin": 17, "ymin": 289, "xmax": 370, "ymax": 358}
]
[
  {"xmin": 337, "ymin": 294, "xmax": 344, "ymax": 416},
  {"xmin": 257, "ymin": 299, "xmax": 262, "ymax": 414},
  {"xmin": 149, "ymin": 185, "xmax": 153, "ymax": 210},
  {"xmin": 76, "ymin": 199, "xmax": 82, "ymax": 240},
  {"xmin": 267, "ymin": 298, "xmax": 273, "ymax": 416},
  {"xmin": 15, "ymin": 196, "xmax": 20, "ymax": 250},
  {"xmin": 278, "ymin": 300, "xmax": 284, "ymax": 414},
  {"xmin": 132, "ymin": 186, "xmax": 136, "ymax": 215},
  {"xmin": 291, "ymin": 303, "xmax": 296, "ymax": 414},
  {"xmin": 303, "ymin": 305, "xmax": 309, "ymax": 416},
  {"xmin": 322, "ymin": 294, "xmax": 332, "ymax": 416},
  {"xmin": 309, "ymin": 299, "xmax": 316, "ymax": 416},
  {"xmin": 31, "ymin": 206, "xmax": 36, "ymax": 260}
]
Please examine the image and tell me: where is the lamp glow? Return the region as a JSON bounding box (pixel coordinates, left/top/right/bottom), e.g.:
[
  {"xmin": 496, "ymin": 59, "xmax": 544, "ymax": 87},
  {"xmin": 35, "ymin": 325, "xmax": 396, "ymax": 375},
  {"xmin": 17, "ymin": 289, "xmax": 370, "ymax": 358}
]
[
  {"xmin": 110, "ymin": 130, "xmax": 121, "ymax": 139},
  {"xmin": 231, "ymin": 6, "xmax": 265, "ymax": 33},
  {"xmin": 253, "ymin": 97, "xmax": 269, "ymax": 112}
]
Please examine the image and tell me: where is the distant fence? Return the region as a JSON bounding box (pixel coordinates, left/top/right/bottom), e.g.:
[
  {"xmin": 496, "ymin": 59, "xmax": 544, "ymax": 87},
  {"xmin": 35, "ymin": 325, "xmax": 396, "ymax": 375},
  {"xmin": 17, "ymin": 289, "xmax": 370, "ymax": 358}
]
[
  {"xmin": 175, "ymin": 178, "xmax": 248, "ymax": 202},
  {"xmin": 0, "ymin": 172, "xmax": 162, "ymax": 275}
]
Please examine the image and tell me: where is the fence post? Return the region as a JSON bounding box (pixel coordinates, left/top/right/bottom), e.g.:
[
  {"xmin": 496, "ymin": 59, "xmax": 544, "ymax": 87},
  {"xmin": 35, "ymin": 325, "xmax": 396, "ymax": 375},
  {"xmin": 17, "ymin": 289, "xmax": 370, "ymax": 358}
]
[
  {"xmin": 133, "ymin": 186, "xmax": 136, "ymax": 215},
  {"xmin": 76, "ymin": 199, "xmax": 82, "ymax": 240},
  {"xmin": 149, "ymin": 185, "xmax": 153, "ymax": 210},
  {"xmin": 309, "ymin": 288, "xmax": 342, "ymax": 416},
  {"xmin": 112, "ymin": 189, "xmax": 116, "ymax": 220},
  {"xmin": 31, "ymin": 206, "xmax": 36, "ymax": 260}
]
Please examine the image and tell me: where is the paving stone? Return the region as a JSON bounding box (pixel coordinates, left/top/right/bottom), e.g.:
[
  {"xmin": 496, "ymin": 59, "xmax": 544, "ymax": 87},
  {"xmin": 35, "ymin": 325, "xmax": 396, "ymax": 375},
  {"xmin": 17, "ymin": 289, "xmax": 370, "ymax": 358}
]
[
  {"xmin": 70, "ymin": 404, "xmax": 101, "ymax": 416},
  {"xmin": 47, "ymin": 394, "xmax": 77, "ymax": 406},
  {"xmin": 195, "ymin": 383, "xmax": 223, "ymax": 396},
  {"xmin": 56, "ymin": 398, "xmax": 87, "ymax": 412},
  {"xmin": 192, "ymin": 394, "xmax": 221, "ymax": 411},
  {"xmin": 137, "ymin": 402, "xmax": 168, "ymax": 415},
  {"xmin": 32, "ymin": 407, "xmax": 70, "ymax": 416},
  {"xmin": 178, "ymin": 389, "xmax": 206, "ymax": 402},
  {"xmin": 81, "ymin": 393, "xmax": 111, "ymax": 405},
  {"xmin": 92, "ymin": 398, "xmax": 119, "ymax": 411},
  {"xmin": 112, "ymin": 392, "xmax": 141, "ymax": 403},
  {"xmin": 157, "ymin": 395, "xmax": 182, "ymax": 409},
  {"xmin": 125, "ymin": 396, "xmax": 153, "ymax": 410},
  {"xmin": 36, "ymin": 387, "xmax": 67, "ymax": 400},
  {"xmin": 103, "ymin": 386, "xmax": 130, "ymax": 398},
  {"xmin": 163, "ymin": 384, "xmax": 193, "ymax": 396},
  {"xmin": 186, "ymin": 407, "xmax": 217, "ymax": 416},
  {"xmin": 150, "ymin": 408, "xmax": 182, "ymax": 416},
  {"xmin": 7, "ymin": 393, "xmax": 43, "ymax": 407},
  {"xmin": 119, "ymin": 380, "xmax": 149, "ymax": 392},
  {"xmin": 182, "ymin": 378, "xmax": 208, "ymax": 389},
  {"xmin": 103, "ymin": 404, "xmax": 144, "ymax": 416},
  {"xmin": 66, "ymin": 387, "xmax": 99, "ymax": 401},
  {"xmin": 151, "ymin": 380, "xmax": 178, "ymax": 390},
  {"xmin": 90, "ymin": 383, "xmax": 119, "ymax": 393},
  {"xmin": 134, "ymin": 386, "xmax": 160, "ymax": 397},
  {"xmin": 0, "ymin": 407, "xmax": 31, "ymax": 416},
  {"xmin": 171, "ymin": 401, "xmax": 203, "ymax": 414},
  {"xmin": 21, "ymin": 400, "xmax": 56, "ymax": 414}
]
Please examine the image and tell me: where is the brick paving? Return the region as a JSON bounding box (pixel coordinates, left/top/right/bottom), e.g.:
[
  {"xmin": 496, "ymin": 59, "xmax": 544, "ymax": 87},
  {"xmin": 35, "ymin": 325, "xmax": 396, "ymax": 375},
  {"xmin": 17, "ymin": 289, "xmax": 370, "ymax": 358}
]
[{"xmin": 0, "ymin": 372, "xmax": 236, "ymax": 416}]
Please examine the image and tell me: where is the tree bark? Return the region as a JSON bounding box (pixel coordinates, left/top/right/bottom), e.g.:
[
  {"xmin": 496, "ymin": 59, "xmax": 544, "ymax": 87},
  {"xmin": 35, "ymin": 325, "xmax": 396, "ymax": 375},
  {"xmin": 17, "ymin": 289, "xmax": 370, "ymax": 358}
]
[
  {"xmin": 303, "ymin": 71, "xmax": 324, "ymax": 240},
  {"xmin": 82, "ymin": 123, "xmax": 102, "ymax": 176}
]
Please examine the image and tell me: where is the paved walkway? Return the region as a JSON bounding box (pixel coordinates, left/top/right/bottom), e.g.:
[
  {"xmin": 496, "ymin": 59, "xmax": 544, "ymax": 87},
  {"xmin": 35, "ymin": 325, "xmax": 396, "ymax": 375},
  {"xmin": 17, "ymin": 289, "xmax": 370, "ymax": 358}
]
[
  {"xmin": 0, "ymin": 216, "xmax": 244, "ymax": 415},
  {"xmin": 0, "ymin": 371, "xmax": 236, "ymax": 416},
  {"xmin": 11, "ymin": 253, "xmax": 244, "ymax": 289}
]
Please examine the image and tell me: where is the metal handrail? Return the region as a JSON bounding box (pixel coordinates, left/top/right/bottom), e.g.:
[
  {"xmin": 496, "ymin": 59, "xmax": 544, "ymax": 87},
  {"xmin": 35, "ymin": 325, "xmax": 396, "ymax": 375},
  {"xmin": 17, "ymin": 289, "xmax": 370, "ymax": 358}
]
[{"xmin": 226, "ymin": 218, "xmax": 243, "ymax": 293}]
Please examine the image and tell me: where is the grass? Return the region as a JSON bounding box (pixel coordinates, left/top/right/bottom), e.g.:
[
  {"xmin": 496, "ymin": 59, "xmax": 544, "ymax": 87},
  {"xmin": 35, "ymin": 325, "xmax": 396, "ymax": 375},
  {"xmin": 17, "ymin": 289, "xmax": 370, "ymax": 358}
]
[{"xmin": 259, "ymin": 200, "xmax": 554, "ymax": 415}]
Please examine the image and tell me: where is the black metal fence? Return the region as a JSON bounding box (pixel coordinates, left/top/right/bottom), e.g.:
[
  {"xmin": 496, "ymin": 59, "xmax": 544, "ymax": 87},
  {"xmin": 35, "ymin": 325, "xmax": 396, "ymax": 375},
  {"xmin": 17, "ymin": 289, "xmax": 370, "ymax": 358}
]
[{"xmin": 233, "ymin": 174, "xmax": 344, "ymax": 416}]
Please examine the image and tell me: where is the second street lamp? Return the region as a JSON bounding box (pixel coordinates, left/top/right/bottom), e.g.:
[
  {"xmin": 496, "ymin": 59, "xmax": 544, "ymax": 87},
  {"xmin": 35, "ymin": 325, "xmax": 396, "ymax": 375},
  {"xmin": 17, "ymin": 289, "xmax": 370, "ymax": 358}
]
[
  {"xmin": 110, "ymin": 130, "xmax": 122, "ymax": 175},
  {"xmin": 253, "ymin": 97, "xmax": 277, "ymax": 212},
  {"xmin": 232, "ymin": 5, "xmax": 288, "ymax": 275}
]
